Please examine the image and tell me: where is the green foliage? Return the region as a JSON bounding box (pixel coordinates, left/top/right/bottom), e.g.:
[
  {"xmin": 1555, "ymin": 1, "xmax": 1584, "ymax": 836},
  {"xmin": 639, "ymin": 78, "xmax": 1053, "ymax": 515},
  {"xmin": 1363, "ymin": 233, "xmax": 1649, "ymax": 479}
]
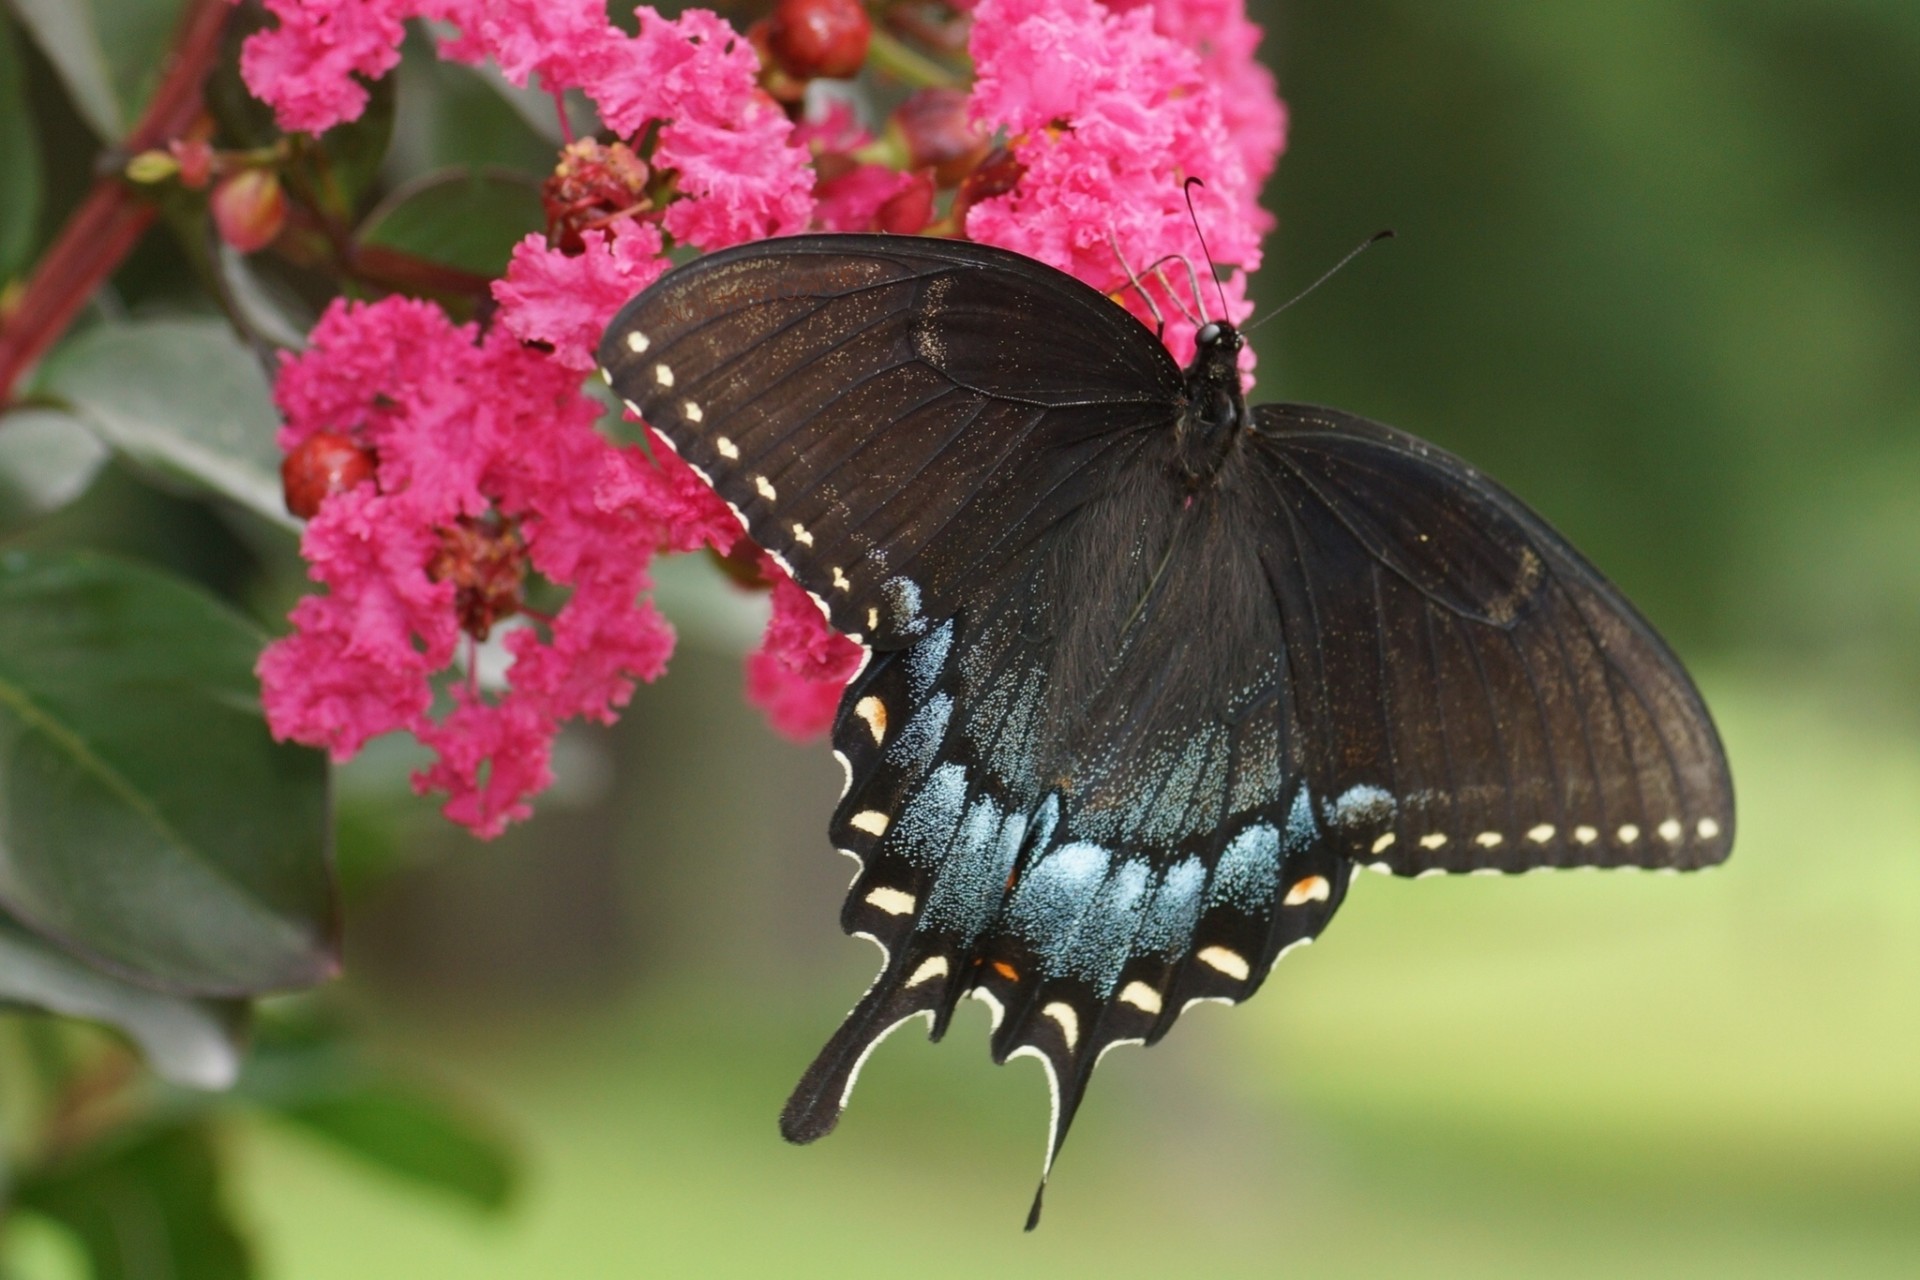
[
  {"xmin": 0, "ymin": 17, "xmax": 42, "ymax": 279},
  {"xmin": 0, "ymin": 915, "xmax": 247, "ymax": 1089},
  {"xmin": 0, "ymin": 551, "xmax": 335, "ymax": 994},
  {"xmin": 36, "ymin": 319, "xmax": 296, "ymax": 530},
  {"xmin": 0, "ymin": 409, "xmax": 107, "ymax": 534},
  {"xmin": 13, "ymin": 1121, "xmax": 253, "ymax": 1280},
  {"xmin": 357, "ymin": 169, "xmax": 546, "ymax": 279}
]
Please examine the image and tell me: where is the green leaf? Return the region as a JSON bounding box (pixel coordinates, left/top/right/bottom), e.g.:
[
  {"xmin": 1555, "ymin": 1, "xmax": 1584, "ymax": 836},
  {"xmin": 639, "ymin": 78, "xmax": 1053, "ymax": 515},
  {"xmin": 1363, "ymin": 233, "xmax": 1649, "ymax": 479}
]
[
  {"xmin": 13, "ymin": 1121, "xmax": 253, "ymax": 1280},
  {"xmin": 95, "ymin": 0, "xmax": 187, "ymax": 131},
  {"xmin": 0, "ymin": 913, "xmax": 246, "ymax": 1089},
  {"xmin": 0, "ymin": 15, "xmax": 43, "ymax": 279},
  {"xmin": 0, "ymin": 551, "xmax": 336, "ymax": 996},
  {"xmin": 317, "ymin": 72, "xmax": 396, "ymax": 216},
  {"xmin": 272, "ymin": 1085, "xmax": 518, "ymax": 1213},
  {"xmin": 36, "ymin": 318, "xmax": 297, "ymax": 530},
  {"xmin": 0, "ymin": 408, "xmax": 109, "ymax": 533},
  {"xmin": 2, "ymin": 0, "xmax": 120, "ymax": 138},
  {"xmin": 237, "ymin": 1017, "xmax": 518, "ymax": 1213},
  {"xmin": 358, "ymin": 168, "xmax": 545, "ymax": 278}
]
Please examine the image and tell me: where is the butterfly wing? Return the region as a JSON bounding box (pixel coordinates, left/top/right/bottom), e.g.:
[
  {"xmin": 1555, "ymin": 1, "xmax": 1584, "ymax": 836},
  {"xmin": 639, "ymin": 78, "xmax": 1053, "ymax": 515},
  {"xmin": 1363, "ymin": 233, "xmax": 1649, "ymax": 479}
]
[
  {"xmin": 597, "ymin": 234, "xmax": 1184, "ymax": 646},
  {"xmin": 1248, "ymin": 402, "xmax": 1735, "ymax": 873},
  {"xmin": 785, "ymin": 465, "xmax": 1356, "ymax": 1227}
]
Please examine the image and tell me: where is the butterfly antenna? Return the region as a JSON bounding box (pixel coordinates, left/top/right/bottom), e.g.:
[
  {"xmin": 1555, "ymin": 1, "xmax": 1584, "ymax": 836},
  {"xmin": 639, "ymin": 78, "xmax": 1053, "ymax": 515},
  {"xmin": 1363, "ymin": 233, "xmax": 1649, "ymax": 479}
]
[
  {"xmin": 1182, "ymin": 177, "xmax": 1233, "ymax": 319},
  {"xmin": 1243, "ymin": 230, "xmax": 1397, "ymax": 333},
  {"xmin": 1108, "ymin": 226, "xmax": 1166, "ymax": 338}
]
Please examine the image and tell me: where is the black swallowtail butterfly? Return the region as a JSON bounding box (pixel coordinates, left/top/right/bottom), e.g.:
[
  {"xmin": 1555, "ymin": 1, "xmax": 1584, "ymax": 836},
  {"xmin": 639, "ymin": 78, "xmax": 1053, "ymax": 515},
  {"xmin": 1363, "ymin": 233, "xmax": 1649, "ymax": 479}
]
[{"xmin": 598, "ymin": 234, "xmax": 1734, "ymax": 1227}]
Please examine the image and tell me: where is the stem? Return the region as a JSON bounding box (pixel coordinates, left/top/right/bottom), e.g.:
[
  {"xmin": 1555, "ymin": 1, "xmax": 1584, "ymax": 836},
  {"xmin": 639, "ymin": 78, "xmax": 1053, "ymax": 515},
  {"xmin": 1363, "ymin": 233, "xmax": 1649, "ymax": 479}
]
[
  {"xmin": 864, "ymin": 28, "xmax": 963, "ymax": 90},
  {"xmin": 0, "ymin": 0, "xmax": 232, "ymax": 405}
]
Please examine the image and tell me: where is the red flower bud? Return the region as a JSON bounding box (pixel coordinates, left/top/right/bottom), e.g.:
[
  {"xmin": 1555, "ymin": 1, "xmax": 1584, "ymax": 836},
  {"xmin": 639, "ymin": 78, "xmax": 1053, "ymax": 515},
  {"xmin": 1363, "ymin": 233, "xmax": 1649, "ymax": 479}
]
[
  {"xmin": 893, "ymin": 89, "xmax": 988, "ymax": 186},
  {"xmin": 282, "ymin": 431, "xmax": 377, "ymax": 519},
  {"xmin": 766, "ymin": 0, "xmax": 870, "ymax": 81},
  {"xmin": 169, "ymin": 138, "xmax": 214, "ymax": 189},
  {"xmin": 953, "ymin": 145, "xmax": 1026, "ymax": 223},
  {"xmin": 211, "ymin": 169, "xmax": 288, "ymax": 254},
  {"xmin": 876, "ymin": 171, "xmax": 935, "ymax": 234}
]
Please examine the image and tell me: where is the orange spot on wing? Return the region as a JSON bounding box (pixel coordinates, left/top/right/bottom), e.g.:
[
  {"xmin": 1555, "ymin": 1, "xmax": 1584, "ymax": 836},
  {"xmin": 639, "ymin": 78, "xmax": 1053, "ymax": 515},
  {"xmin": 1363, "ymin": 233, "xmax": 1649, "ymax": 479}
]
[{"xmin": 991, "ymin": 960, "xmax": 1019, "ymax": 982}]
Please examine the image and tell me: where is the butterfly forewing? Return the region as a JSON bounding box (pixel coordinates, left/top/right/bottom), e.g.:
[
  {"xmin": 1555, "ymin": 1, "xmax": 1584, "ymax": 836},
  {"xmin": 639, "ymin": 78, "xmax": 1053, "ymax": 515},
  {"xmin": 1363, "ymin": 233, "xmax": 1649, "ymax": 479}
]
[
  {"xmin": 598, "ymin": 236, "xmax": 1183, "ymax": 647},
  {"xmin": 1250, "ymin": 403, "xmax": 1734, "ymax": 873}
]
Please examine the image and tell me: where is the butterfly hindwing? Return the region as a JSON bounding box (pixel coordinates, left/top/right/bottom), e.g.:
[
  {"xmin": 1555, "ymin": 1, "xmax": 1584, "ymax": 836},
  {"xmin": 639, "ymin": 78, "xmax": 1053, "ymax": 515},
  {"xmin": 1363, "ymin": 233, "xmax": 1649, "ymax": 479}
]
[
  {"xmin": 1249, "ymin": 403, "xmax": 1735, "ymax": 874},
  {"xmin": 598, "ymin": 235, "xmax": 1182, "ymax": 647}
]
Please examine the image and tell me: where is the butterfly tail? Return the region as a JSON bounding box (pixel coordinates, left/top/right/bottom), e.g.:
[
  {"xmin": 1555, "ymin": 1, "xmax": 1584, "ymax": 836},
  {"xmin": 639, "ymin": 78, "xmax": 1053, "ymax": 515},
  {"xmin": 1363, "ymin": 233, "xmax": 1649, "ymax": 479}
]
[{"xmin": 781, "ymin": 958, "xmax": 946, "ymax": 1144}]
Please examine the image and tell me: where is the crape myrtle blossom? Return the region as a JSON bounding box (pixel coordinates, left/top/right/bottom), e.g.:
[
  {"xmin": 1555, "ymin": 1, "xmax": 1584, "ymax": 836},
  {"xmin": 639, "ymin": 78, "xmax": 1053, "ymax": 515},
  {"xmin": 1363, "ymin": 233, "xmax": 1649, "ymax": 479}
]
[{"xmin": 247, "ymin": 0, "xmax": 1284, "ymax": 836}]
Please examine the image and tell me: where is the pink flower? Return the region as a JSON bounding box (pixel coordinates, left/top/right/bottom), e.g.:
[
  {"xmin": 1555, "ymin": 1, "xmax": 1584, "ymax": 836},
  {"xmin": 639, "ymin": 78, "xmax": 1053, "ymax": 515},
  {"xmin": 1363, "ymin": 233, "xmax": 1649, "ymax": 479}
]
[
  {"xmin": 966, "ymin": 0, "xmax": 1277, "ymax": 368},
  {"xmin": 812, "ymin": 163, "xmax": 915, "ymax": 232},
  {"xmin": 1106, "ymin": 0, "xmax": 1287, "ymax": 184},
  {"xmin": 745, "ymin": 559, "xmax": 864, "ymax": 739},
  {"xmin": 587, "ymin": 7, "xmax": 815, "ymax": 249},
  {"xmin": 258, "ymin": 296, "xmax": 720, "ymax": 836},
  {"xmin": 239, "ymin": 0, "xmax": 415, "ymax": 134},
  {"xmin": 493, "ymin": 219, "xmax": 670, "ymax": 372}
]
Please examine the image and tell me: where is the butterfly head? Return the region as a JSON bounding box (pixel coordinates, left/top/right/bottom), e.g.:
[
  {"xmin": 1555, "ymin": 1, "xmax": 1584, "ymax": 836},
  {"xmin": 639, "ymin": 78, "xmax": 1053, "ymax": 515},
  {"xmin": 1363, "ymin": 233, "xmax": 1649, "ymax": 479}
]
[{"xmin": 1177, "ymin": 321, "xmax": 1249, "ymax": 482}]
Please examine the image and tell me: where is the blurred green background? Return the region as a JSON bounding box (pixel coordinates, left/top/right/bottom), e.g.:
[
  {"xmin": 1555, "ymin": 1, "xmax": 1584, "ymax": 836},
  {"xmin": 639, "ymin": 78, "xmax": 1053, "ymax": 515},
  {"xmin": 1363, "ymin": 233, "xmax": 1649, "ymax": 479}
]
[{"xmin": 9, "ymin": 0, "xmax": 1920, "ymax": 1276}]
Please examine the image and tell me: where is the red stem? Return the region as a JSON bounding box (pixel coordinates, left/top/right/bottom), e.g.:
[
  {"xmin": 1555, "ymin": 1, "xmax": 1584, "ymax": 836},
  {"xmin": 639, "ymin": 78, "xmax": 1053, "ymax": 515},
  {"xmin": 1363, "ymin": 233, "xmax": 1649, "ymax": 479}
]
[{"xmin": 0, "ymin": 0, "xmax": 232, "ymax": 404}]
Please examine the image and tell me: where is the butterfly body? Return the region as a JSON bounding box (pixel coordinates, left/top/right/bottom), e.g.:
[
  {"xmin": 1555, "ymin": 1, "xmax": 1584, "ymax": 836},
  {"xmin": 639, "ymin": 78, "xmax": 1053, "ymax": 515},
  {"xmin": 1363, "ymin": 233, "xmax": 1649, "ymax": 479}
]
[{"xmin": 598, "ymin": 234, "xmax": 1733, "ymax": 1226}]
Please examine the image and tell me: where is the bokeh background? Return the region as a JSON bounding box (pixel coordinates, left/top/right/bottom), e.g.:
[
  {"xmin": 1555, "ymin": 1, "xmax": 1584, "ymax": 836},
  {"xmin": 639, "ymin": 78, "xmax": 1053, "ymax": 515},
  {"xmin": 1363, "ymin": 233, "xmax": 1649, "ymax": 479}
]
[{"xmin": 8, "ymin": 0, "xmax": 1920, "ymax": 1276}]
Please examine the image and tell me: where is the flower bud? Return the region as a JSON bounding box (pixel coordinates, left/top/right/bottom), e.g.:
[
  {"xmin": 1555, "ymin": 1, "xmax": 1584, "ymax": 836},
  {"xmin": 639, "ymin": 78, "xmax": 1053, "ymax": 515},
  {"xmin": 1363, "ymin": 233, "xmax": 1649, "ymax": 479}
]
[
  {"xmin": 892, "ymin": 89, "xmax": 987, "ymax": 186},
  {"xmin": 876, "ymin": 171, "xmax": 935, "ymax": 234},
  {"xmin": 282, "ymin": 431, "xmax": 377, "ymax": 519},
  {"xmin": 953, "ymin": 145, "xmax": 1026, "ymax": 222},
  {"xmin": 211, "ymin": 169, "xmax": 288, "ymax": 254},
  {"xmin": 126, "ymin": 150, "xmax": 179, "ymax": 184},
  {"xmin": 169, "ymin": 138, "xmax": 214, "ymax": 189},
  {"xmin": 766, "ymin": 0, "xmax": 870, "ymax": 81}
]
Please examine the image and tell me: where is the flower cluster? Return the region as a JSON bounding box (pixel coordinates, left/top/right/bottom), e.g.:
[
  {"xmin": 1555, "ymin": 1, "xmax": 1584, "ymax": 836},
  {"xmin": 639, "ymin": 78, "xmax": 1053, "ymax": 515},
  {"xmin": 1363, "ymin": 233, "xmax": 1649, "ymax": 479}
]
[{"xmin": 244, "ymin": 0, "xmax": 1284, "ymax": 836}]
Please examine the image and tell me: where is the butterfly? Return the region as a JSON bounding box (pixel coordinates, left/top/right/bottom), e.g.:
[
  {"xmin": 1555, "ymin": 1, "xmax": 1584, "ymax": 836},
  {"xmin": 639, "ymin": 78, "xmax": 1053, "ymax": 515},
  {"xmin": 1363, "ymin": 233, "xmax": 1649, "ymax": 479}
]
[{"xmin": 597, "ymin": 233, "xmax": 1734, "ymax": 1227}]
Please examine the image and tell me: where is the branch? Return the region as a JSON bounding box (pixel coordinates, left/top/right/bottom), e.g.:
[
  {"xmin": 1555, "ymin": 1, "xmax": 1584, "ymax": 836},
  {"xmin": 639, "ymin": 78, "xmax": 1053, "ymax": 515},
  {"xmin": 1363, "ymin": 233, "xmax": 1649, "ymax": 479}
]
[{"xmin": 0, "ymin": 0, "xmax": 232, "ymax": 404}]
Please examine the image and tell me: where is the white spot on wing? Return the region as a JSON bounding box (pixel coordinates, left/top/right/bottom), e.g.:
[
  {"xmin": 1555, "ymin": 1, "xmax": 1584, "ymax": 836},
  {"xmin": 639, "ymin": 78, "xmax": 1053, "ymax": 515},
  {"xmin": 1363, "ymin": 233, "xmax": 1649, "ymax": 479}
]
[
  {"xmin": 1658, "ymin": 818, "xmax": 1683, "ymax": 843},
  {"xmin": 1197, "ymin": 946, "xmax": 1250, "ymax": 981},
  {"xmin": 715, "ymin": 436, "xmax": 739, "ymax": 460},
  {"xmin": 834, "ymin": 750, "xmax": 853, "ymax": 800},
  {"xmin": 1419, "ymin": 832, "xmax": 1448, "ymax": 850},
  {"xmin": 598, "ymin": 366, "xmax": 613, "ymax": 385},
  {"xmin": 1283, "ymin": 875, "xmax": 1331, "ymax": 906},
  {"xmin": 683, "ymin": 400, "xmax": 703, "ymax": 423},
  {"xmin": 1042, "ymin": 1002, "xmax": 1080, "ymax": 1051},
  {"xmin": 1617, "ymin": 823, "xmax": 1641, "ymax": 845},
  {"xmin": 1528, "ymin": 823, "xmax": 1556, "ymax": 844},
  {"xmin": 755, "ymin": 475, "xmax": 776, "ymax": 501},
  {"xmin": 1697, "ymin": 817, "xmax": 1721, "ymax": 840},
  {"xmin": 864, "ymin": 886, "xmax": 916, "ymax": 916},
  {"xmin": 1574, "ymin": 825, "xmax": 1599, "ymax": 845},
  {"xmin": 1371, "ymin": 832, "xmax": 1396, "ymax": 854},
  {"xmin": 905, "ymin": 956, "xmax": 949, "ymax": 988},
  {"xmin": 832, "ymin": 567, "xmax": 851, "ymax": 591},
  {"xmin": 654, "ymin": 362, "xmax": 673, "ymax": 387},
  {"xmin": 1475, "ymin": 831, "xmax": 1504, "ymax": 848},
  {"xmin": 848, "ymin": 810, "xmax": 889, "ymax": 837},
  {"xmin": 1118, "ymin": 981, "xmax": 1162, "ymax": 1015},
  {"xmin": 792, "ymin": 522, "xmax": 814, "ymax": 547},
  {"xmin": 855, "ymin": 696, "xmax": 886, "ymax": 744},
  {"xmin": 625, "ymin": 330, "xmax": 649, "ymax": 353}
]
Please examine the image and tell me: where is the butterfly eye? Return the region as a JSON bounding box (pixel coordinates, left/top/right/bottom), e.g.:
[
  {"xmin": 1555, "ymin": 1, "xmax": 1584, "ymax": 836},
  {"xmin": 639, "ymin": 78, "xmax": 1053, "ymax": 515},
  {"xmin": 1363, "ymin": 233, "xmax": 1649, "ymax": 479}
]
[{"xmin": 1196, "ymin": 322, "xmax": 1222, "ymax": 345}]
